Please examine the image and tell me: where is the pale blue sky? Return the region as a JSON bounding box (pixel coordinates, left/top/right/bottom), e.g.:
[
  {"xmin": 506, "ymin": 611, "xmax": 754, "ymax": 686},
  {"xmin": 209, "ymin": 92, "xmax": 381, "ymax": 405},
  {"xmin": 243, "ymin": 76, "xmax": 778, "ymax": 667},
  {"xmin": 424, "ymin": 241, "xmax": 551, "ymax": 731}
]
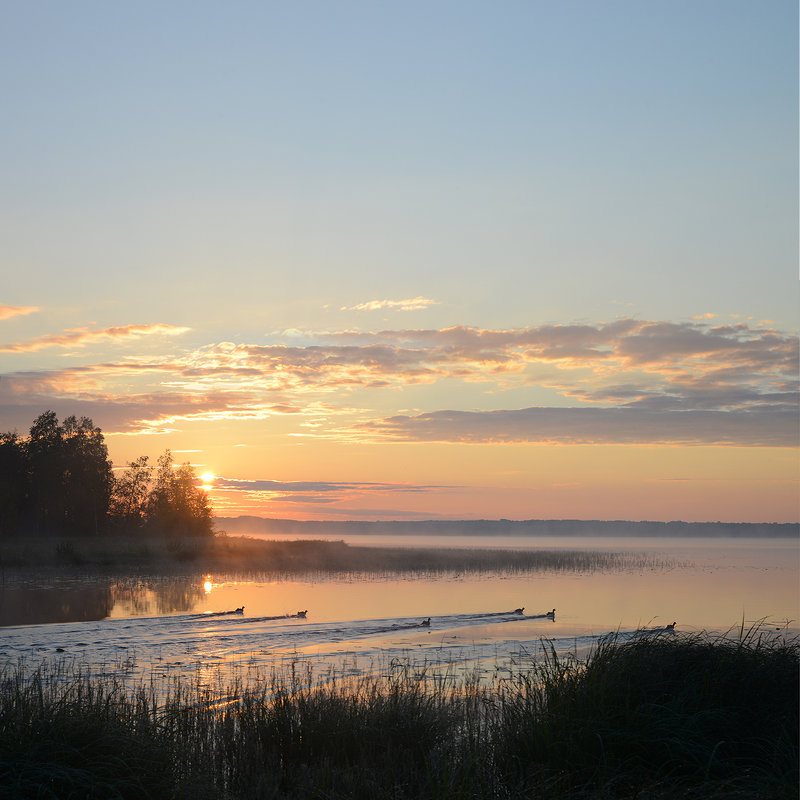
[
  {"xmin": 2, "ymin": 1, "xmax": 796, "ymax": 337},
  {"xmin": 1, "ymin": 1, "xmax": 797, "ymax": 521}
]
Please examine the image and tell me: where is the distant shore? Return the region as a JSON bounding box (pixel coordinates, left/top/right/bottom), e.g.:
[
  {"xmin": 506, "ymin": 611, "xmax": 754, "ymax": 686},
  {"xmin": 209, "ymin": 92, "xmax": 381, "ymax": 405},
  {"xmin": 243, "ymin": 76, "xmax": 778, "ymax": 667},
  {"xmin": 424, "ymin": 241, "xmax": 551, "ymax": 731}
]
[{"xmin": 218, "ymin": 516, "xmax": 799, "ymax": 538}]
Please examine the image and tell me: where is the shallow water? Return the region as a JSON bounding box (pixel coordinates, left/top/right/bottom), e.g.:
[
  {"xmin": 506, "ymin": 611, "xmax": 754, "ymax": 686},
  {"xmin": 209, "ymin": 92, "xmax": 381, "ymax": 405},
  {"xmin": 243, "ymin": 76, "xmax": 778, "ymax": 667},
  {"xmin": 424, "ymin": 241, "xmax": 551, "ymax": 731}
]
[{"xmin": 1, "ymin": 537, "xmax": 797, "ymax": 692}]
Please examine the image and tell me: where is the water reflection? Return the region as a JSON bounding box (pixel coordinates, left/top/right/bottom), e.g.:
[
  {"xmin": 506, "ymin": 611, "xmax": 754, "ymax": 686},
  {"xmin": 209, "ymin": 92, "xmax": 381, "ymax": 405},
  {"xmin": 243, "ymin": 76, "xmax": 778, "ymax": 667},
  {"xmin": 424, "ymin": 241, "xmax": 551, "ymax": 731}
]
[
  {"xmin": 0, "ymin": 584, "xmax": 112, "ymax": 627},
  {"xmin": 0, "ymin": 538, "xmax": 796, "ymax": 630},
  {"xmin": 111, "ymin": 578, "xmax": 206, "ymax": 617},
  {"xmin": 0, "ymin": 577, "xmax": 209, "ymax": 627},
  {"xmin": 0, "ymin": 538, "xmax": 795, "ymax": 702}
]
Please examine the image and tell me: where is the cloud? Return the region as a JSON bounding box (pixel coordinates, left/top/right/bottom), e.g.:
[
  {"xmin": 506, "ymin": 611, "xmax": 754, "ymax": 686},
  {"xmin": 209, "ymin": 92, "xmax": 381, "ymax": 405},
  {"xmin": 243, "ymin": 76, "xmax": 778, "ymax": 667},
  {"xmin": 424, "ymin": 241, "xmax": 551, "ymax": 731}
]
[
  {"xmin": 0, "ymin": 323, "xmax": 191, "ymax": 353},
  {"xmin": 0, "ymin": 369, "xmax": 326, "ymax": 435},
  {"xmin": 288, "ymin": 506, "xmax": 442, "ymax": 518},
  {"xmin": 210, "ymin": 477, "xmax": 450, "ymax": 508},
  {"xmin": 215, "ymin": 478, "xmax": 442, "ymax": 493},
  {"xmin": 614, "ymin": 321, "xmax": 793, "ymax": 367},
  {"xmin": 341, "ymin": 296, "xmax": 440, "ymax": 312},
  {"xmin": 0, "ymin": 306, "xmax": 39, "ymax": 321},
  {"xmin": 37, "ymin": 318, "xmax": 788, "ymax": 409},
  {"xmin": 170, "ymin": 319, "xmax": 796, "ymax": 405},
  {"xmin": 357, "ymin": 406, "xmax": 798, "ymax": 447},
  {"xmin": 103, "ymin": 400, "xmax": 335, "ymax": 436},
  {"xmin": 1, "ymin": 317, "xmax": 796, "ymax": 447}
]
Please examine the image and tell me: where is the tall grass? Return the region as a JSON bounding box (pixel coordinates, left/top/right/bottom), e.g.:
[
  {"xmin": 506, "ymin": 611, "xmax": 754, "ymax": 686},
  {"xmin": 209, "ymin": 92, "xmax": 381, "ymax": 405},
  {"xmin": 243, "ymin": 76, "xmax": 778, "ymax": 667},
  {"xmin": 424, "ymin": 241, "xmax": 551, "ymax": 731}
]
[
  {"xmin": 494, "ymin": 626, "xmax": 799, "ymax": 797},
  {"xmin": 1, "ymin": 627, "xmax": 796, "ymax": 799},
  {"xmin": 0, "ymin": 533, "xmax": 678, "ymax": 576},
  {"xmin": 0, "ymin": 659, "xmax": 191, "ymax": 799}
]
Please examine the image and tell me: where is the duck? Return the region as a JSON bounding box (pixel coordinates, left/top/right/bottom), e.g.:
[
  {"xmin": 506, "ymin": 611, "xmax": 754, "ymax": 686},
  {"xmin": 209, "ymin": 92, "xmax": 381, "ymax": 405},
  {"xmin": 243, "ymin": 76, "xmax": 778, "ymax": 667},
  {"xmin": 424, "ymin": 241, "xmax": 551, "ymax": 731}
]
[{"xmin": 420, "ymin": 617, "xmax": 431, "ymax": 627}]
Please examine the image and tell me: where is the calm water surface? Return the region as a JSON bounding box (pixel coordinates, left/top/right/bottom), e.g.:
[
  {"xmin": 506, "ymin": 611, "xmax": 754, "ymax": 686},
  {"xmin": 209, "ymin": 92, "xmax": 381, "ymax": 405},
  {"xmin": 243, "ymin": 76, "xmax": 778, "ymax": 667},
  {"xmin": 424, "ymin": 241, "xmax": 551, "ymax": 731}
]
[{"xmin": 1, "ymin": 536, "xmax": 797, "ymax": 691}]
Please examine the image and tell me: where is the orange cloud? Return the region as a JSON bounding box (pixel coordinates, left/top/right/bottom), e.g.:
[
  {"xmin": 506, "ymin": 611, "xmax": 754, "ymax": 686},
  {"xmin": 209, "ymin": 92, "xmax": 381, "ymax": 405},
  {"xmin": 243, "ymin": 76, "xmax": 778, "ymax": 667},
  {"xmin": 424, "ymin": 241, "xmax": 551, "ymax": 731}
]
[
  {"xmin": 2, "ymin": 318, "xmax": 796, "ymax": 447},
  {"xmin": 207, "ymin": 478, "xmax": 451, "ymax": 518},
  {"xmin": 0, "ymin": 323, "xmax": 191, "ymax": 353},
  {"xmin": 0, "ymin": 305, "xmax": 39, "ymax": 321},
  {"xmin": 173, "ymin": 320, "xmax": 795, "ymax": 402}
]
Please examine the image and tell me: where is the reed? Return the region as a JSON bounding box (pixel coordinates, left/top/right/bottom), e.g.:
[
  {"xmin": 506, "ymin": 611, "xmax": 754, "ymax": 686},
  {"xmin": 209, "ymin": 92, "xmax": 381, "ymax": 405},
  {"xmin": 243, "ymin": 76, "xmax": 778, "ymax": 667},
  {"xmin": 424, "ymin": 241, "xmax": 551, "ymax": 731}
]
[
  {"xmin": 0, "ymin": 533, "xmax": 676, "ymax": 576},
  {"xmin": 1, "ymin": 628, "xmax": 796, "ymax": 799},
  {"xmin": 493, "ymin": 625, "xmax": 800, "ymax": 797}
]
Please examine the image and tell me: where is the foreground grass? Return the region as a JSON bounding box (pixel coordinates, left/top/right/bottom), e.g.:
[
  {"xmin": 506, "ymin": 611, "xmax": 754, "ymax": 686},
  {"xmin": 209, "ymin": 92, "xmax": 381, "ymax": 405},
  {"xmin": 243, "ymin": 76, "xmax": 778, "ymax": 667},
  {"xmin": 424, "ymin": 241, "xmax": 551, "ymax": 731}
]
[
  {"xmin": 1, "ymin": 629, "xmax": 796, "ymax": 799},
  {"xmin": 0, "ymin": 533, "xmax": 674, "ymax": 576}
]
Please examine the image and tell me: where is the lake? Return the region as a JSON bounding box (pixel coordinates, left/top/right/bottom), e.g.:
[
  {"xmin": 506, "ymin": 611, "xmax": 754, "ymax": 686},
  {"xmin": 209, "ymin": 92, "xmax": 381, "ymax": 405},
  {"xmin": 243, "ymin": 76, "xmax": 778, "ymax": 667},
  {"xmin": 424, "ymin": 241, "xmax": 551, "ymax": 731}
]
[{"xmin": 1, "ymin": 535, "xmax": 797, "ymax": 693}]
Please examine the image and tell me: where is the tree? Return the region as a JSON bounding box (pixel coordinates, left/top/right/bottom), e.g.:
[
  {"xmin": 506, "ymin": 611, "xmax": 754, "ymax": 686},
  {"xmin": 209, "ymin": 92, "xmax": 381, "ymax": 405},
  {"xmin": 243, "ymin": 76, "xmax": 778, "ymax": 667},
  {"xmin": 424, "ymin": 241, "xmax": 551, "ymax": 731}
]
[
  {"xmin": 27, "ymin": 411, "xmax": 67, "ymax": 535},
  {"xmin": 0, "ymin": 413, "xmax": 215, "ymax": 538},
  {"xmin": 109, "ymin": 456, "xmax": 153, "ymax": 531},
  {"xmin": 0, "ymin": 432, "xmax": 30, "ymax": 537},
  {"xmin": 145, "ymin": 450, "xmax": 213, "ymax": 537},
  {"xmin": 61, "ymin": 415, "xmax": 113, "ymax": 536},
  {"xmin": 168, "ymin": 460, "xmax": 213, "ymax": 537},
  {"xmin": 109, "ymin": 450, "xmax": 214, "ymax": 537},
  {"xmin": 21, "ymin": 411, "xmax": 114, "ymax": 536},
  {"xmin": 2, "ymin": 411, "xmax": 115, "ymax": 536}
]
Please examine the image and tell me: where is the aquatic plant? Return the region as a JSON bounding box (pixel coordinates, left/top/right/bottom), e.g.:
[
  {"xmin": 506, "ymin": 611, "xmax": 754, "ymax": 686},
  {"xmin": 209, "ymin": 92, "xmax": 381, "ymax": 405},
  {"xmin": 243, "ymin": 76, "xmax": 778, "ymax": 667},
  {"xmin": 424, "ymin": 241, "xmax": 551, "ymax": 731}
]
[
  {"xmin": 0, "ymin": 532, "xmax": 678, "ymax": 577},
  {"xmin": 0, "ymin": 627, "xmax": 795, "ymax": 799},
  {"xmin": 493, "ymin": 625, "xmax": 800, "ymax": 796}
]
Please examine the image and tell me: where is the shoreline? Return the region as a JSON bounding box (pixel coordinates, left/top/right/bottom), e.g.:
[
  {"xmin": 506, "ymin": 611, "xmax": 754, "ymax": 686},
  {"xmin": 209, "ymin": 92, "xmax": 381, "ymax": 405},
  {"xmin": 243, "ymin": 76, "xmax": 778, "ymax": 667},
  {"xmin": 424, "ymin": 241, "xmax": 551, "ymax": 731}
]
[{"xmin": 219, "ymin": 515, "xmax": 800, "ymax": 538}]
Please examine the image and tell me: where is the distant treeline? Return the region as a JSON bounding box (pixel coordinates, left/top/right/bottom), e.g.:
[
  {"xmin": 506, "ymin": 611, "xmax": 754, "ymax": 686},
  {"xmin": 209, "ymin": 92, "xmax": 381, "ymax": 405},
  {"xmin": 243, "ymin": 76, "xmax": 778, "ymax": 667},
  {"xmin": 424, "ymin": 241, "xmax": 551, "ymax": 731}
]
[
  {"xmin": 0, "ymin": 411, "xmax": 213, "ymax": 538},
  {"xmin": 220, "ymin": 516, "xmax": 799, "ymax": 538}
]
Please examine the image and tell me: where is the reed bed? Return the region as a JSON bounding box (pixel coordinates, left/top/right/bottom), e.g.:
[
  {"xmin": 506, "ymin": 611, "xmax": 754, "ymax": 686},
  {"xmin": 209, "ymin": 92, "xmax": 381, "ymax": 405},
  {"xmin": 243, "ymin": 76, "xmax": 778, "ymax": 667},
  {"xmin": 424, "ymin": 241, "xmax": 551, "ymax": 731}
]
[
  {"xmin": 0, "ymin": 533, "xmax": 678, "ymax": 578},
  {"xmin": 1, "ymin": 626, "xmax": 796, "ymax": 799}
]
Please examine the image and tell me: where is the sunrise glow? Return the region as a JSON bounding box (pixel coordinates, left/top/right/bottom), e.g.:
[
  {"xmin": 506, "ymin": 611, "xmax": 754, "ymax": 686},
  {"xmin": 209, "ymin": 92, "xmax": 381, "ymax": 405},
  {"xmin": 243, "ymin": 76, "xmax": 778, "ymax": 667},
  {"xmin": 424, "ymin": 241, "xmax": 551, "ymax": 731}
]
[{"xmin": 0, "ymin": 2, "xmax": 796, "ymax": 524}]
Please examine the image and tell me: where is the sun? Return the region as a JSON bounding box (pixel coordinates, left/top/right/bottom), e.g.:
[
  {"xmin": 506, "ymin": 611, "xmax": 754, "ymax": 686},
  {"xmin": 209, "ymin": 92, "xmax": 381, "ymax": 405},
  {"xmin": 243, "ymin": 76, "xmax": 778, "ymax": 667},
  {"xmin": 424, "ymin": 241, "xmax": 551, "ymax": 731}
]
[{"xmin": 201, "ymin": 471, "xmax": 215, "ymax": 484}]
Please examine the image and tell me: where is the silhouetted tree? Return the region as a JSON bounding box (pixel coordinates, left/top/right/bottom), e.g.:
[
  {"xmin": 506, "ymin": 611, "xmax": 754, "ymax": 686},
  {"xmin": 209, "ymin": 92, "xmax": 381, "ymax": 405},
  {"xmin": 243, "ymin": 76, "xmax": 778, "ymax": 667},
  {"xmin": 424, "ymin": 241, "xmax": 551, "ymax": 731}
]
[
  {"xmin": 61, "ymin": 416, "xmax": 113, "ymax": 535},
  {"xmin": 0, "ymin": 414, "xmax": 214, "ymax": 538},
  {"xmin": 109, "ymin": 455, "xmax": 153, "ymax": 531},
  {"xmin": 0, "ymin": 432, "xmax": 30, "ymax": 537},
  {"xmin": 27, "ymin": 411, "xmax": 67, "ymax": 535},
  {"xmin": 145, "ymin": 450, "xmax": 213, "ymax": 537},
  {"xmin": 21, "ymin": 411, "xmax": 114, "ymax": 536}
]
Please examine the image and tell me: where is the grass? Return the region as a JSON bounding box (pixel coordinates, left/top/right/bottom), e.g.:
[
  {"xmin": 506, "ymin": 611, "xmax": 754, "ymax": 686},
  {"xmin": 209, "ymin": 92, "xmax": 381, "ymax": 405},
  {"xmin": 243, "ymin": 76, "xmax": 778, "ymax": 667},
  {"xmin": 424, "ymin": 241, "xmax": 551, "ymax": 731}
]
[
  {"xmin": 1, "ymin": 627, "xmax": 796, "ymax": 799},
  {"xmin": 494, "ymin": 626, "xmax": 799, "ymax": 798},
  {"xmin": 0, "ymin": 532, "xmax": 676, "ymax": 577}
]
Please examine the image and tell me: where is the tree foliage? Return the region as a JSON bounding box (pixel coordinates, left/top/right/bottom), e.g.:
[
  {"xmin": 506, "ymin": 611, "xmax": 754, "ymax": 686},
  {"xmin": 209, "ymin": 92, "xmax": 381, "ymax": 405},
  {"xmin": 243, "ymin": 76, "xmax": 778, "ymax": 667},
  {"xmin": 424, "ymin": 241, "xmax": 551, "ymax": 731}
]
[
  {"xmin": 0, "ymin": 412, "xmax": 214, "ymax": 538},
  {"xmin": 112, "ymin": 450, "xmax": 213, "ymax": 537},
  {"xmin": 0, "ymin": 412, "xmax": 113, "ymax": 536},
  {"xmin": 0, "ymin": 432, "xmax": 30, "ymax": 537}
]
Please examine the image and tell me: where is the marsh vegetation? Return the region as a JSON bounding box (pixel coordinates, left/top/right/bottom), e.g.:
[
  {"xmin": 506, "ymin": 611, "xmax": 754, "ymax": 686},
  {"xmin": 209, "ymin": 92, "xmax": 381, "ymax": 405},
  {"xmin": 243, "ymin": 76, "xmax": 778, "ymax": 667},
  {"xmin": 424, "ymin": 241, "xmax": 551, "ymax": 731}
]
[
  {"xmin": 1, "ymin": 628, "xmax": 796, "ymax": 799},
  {"xmin": 0, "ymin": 533, "xmax": 676, "ymax": 576}
]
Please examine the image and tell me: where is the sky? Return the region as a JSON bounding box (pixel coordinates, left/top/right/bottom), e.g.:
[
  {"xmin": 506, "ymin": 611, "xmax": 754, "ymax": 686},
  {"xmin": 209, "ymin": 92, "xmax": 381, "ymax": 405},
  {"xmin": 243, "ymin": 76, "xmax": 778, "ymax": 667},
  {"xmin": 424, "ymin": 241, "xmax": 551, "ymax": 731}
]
[{"xmin": 1, "ymin": 0, "xmax": 797, "ymax": 523}]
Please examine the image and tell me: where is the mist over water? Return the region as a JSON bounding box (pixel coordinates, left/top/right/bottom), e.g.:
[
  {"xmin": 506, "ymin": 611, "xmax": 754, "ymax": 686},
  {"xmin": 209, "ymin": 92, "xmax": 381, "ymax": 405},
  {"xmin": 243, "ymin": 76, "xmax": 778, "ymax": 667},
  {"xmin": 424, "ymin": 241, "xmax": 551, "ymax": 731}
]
[{"xmin": 2, "ymin": 536, "xmax": 797, "ymax": 694}]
